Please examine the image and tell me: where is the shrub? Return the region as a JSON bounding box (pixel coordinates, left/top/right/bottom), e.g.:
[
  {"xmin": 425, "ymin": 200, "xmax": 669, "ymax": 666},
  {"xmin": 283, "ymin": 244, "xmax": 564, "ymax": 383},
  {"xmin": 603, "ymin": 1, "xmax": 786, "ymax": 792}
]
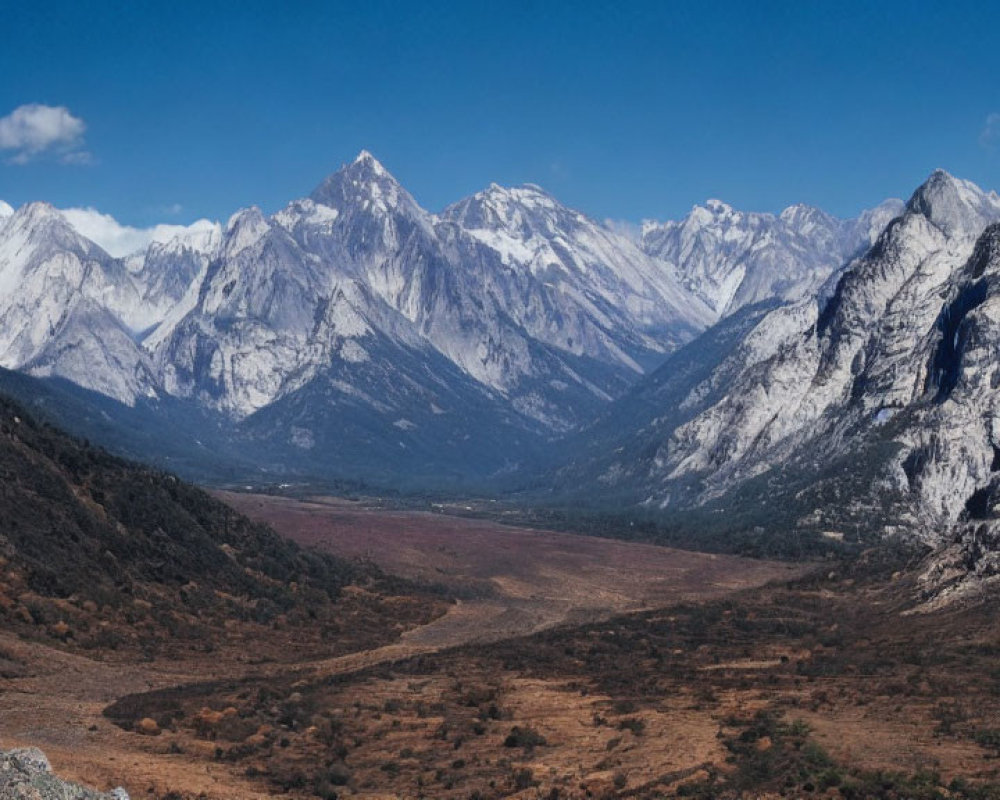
[
  {"xmin": 513, "ymin": 768, "xmax": 536, "ymax": 791},
  {"xmin": 503, "ymin": 726, "xmax": 547, "ymax": 750}
]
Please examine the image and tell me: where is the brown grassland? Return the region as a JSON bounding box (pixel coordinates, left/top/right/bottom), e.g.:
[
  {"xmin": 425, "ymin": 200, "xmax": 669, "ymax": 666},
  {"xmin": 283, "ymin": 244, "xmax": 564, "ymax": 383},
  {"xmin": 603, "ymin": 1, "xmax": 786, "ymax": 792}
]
[{"xmin": 3, "ymin": 493, "xmax": 1000, "ymax": 799}]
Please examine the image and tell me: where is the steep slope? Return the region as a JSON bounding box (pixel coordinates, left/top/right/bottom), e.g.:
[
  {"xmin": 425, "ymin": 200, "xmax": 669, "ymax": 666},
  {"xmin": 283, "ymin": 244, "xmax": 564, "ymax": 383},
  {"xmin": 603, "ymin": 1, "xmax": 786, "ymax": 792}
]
[
  {"xmin": 0, "ymin": 392, "xmax": 433, "ymax": 657},
  {"xmin": 912, "ymin": 222, "xmax": 1000, "ymax": 604},
  {"xmin": 564, "ymin": 170, "xmax": 1000, "ymax": 546},
  {"xmin": 641, "ymin": 197, "xmax": 903, "ymax": 316},
  {"xmin": 153, "ymin": 190, "xmax": 546, "ymax": 482},
  {"xmin": 236, "ymin": 329, "xmax": 547, "ymax": 487},
  {"xmin": 126, "ymin": 222, "xmax": 221, "ymax": 335},
  {"xmin": 0, "ymin": 153, "xmax": 922, "ymax": 488},
  {"xmin": 154, "ymin": 205, "xmax": 337, "ymax": 417},
  {"xmin": 0, "ymin": 203, "xmax": 160, "ymax": 404},
  {"xmin": 544, "ymin": 301, "xmax": 782, "ymax": 501},
  {"xmin": 439, "ymin": 183, "xmax": 712, "ymax": 383},
  {"xmin": 0, "ymin": 366, "xmax": 256, "ymax": 483},
  {"xmin": 301, "ymin": 153, "xmax": 713, "ymax": 430}
]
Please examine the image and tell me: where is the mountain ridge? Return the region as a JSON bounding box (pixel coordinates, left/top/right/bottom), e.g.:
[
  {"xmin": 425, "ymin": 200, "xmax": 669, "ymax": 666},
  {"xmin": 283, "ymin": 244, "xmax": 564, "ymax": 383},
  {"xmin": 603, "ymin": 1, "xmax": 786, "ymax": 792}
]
[
  {"xmin": 551, "ymin": 169, "xmax": 1000, "ymax": 572},
  {"xmin": 0, "ymin": 153, "xmax": 915, "ymax": 487}
]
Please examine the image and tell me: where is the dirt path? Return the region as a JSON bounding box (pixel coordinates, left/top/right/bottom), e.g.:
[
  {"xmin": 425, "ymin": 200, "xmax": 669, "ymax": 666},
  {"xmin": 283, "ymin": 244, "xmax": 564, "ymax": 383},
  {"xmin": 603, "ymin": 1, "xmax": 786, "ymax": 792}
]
[
  {"xmin": 220, "ymin": 492, "xmax": 810, "ymax": 642},
  {"xmin": 0, "ymin": 493, "xmax": 812, "ymax": 798}
]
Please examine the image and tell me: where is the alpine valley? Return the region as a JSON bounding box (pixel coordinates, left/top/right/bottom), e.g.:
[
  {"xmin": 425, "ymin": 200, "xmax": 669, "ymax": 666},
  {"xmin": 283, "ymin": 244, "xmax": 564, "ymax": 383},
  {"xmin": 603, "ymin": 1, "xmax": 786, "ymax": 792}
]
[
  {"xmin": 5, "ymin": 155, "xmax": 1000, "ymax": 588},
  {"xmin": 10, "ymin": 156, "xmax": 1000, "ymax": 800}
]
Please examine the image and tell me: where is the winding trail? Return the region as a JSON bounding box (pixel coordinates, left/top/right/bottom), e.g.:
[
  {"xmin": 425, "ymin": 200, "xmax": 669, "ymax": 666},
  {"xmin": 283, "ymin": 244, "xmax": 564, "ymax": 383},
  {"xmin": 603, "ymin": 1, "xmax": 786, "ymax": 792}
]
[{"xmin": 0, "ymin": 495, "xmax": 811, "ymax": 798}]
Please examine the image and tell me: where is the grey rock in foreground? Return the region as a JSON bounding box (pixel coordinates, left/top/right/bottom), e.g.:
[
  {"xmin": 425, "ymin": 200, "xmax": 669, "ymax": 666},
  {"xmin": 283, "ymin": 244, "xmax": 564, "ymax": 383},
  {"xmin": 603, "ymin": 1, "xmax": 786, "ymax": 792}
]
[{"xmin": 0, "ymin": 747, "xmax": 128, "ymax": 800}]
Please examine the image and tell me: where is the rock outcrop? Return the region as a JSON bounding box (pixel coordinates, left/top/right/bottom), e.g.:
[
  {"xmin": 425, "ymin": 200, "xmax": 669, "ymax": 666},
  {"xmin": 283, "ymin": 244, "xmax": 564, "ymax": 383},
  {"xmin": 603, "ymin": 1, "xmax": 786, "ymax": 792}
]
[{"xmin": 0, "ymin": 747, "xmax": 128, "ymax": 800}]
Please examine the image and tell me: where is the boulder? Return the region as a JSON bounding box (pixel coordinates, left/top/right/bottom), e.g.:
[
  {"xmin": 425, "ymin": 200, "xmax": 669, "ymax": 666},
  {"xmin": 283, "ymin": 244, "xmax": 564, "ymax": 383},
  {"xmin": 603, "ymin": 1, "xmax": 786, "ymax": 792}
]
[{"xmin": 0, "ymin": 746, "xmax": 130, "ymax": 799}]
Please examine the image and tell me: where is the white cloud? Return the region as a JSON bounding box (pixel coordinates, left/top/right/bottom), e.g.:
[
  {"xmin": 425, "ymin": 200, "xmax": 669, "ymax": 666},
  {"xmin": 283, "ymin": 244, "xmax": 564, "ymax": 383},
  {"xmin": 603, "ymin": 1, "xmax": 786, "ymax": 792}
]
[
  {"xmin": 59, "ymin": 206, "xmax": 221, "ymax": 257},
  {"xmin": 0, "ymin": 104, "xmax": 89, "ymax": 164},
  {"xmin": 603, "ymin": 218, "xmax": 643, "ymax": 244},
  {"xmin": 981, "ymin": 113, "xmax": 1000, "ymax": 152},
  {"xmin": 58, "ymin": 149, "xmax": 94, "ymax": 165}
]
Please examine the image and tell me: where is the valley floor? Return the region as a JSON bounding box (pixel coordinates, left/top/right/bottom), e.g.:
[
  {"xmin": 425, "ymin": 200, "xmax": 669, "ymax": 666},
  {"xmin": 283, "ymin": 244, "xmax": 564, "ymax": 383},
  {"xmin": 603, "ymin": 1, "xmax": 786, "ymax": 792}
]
[
  {"xmin": 3, "ymin": 497, "xmax": 1000, "ymax": 799},
  {"xmin": 215, "ymin": 491, "xmax": 806, "ymax": 648}
]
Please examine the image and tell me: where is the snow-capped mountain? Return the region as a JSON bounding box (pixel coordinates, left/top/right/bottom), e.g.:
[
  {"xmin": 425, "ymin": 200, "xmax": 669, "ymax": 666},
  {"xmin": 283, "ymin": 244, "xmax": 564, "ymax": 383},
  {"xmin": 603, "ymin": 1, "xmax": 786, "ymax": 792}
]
[
  {"xmin": 641, "ymin": 197, "xmax": 904, "ymax": 316},
  {"xmin": 154, "ymin": 153, "xmax": 716, "ymax": 434},
  {"xmin": 440, "ymin": 183, "xmax": 712, "ymax": 373},
  {"xmin": 312, "ymin": 153, "xmax": 715, "ymax": 428},
  {"xmin": 0, "ymin": 203, "xmax": 160, "ymax": 402},
  {"xmin": 562, "ymin": 170, "xmax": 1000, "ymax": 554},
  {"xmin": 0, "ymin": 151, "xmax": 914, "ymax": 487}
]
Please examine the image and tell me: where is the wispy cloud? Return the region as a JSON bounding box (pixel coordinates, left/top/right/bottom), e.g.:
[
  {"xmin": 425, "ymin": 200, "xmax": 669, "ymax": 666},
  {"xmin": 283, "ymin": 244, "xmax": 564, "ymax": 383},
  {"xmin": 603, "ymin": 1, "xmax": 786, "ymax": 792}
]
[
  {"xmin": 0, "ymin": 103, "xmax": 90, "ymax": 164},
  {"xmin": 603, "ymin": 218, "xmax": 643, "ymax": 244},
  {"xmin": 59, "ymin": 207, "xmax": 220, "ymax": 257},
  {"xmin": 980, "ymin": 112, "xmax": 1000, "ymax": 152},
  {"xmin": 549, "ymin": 159, "xmax": 570, "ymax": 180},
  {"xmin": 58, "ymin": 149, "xmax": 94, "ymax": 165}
]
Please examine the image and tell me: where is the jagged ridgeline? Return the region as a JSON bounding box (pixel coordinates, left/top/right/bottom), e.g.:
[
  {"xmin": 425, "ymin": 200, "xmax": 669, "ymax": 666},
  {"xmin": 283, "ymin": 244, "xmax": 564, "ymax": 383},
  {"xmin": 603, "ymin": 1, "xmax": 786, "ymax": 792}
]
[
  {"xmin": 0, "ymin": 153, "xmax": 899, "ymax": 489},
  {"xmin": 7, "ymin": 159, "xmax": 1000, "ymax": 593},
  {"xmin": 0, "ymin": 394, "xmax": 420, "ymax": 653},
  {"xmin": 553, "ymin": 172, "xmax": 1000, "ymax": 556}
]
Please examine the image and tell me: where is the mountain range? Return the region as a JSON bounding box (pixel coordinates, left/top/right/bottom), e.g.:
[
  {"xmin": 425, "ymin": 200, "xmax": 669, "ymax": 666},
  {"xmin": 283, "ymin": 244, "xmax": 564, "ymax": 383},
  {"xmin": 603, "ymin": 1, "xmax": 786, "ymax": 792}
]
[
  {"xmin": 0, "ymin": 151, "xmax": 899, "ymax": 487},
  {"xmin": 8, "ymin": 155, "xmax": 1000, "ymax": 594},
  {"xmin": 553, "ymin": 170, "xmax": 1000, "ymax": 597}
]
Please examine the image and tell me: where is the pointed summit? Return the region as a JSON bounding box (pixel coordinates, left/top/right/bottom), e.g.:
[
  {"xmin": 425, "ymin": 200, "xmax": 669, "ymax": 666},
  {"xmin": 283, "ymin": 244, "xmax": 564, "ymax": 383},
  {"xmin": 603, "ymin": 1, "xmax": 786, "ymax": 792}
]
[
  {"xmin": 906, "ymin": 169, "xmax": 1000, "ymax": 238},
  {"xmin": 310, "ymin": 150, "xmax": 421, "ymax": 219},
  {"xmin": 3, "ymin": 201, "xmax": 110, "ymax": 258},
  {"xmin": 223, "ymin": 206, "xmax": 270, "ymax": 256},
  {"xmin": 323, "ymin": 149, "xmax": 392, "ymax": 186},
  {"xmin": 351, "ymin": 149, "xmax": 386, "ymax": 174}
]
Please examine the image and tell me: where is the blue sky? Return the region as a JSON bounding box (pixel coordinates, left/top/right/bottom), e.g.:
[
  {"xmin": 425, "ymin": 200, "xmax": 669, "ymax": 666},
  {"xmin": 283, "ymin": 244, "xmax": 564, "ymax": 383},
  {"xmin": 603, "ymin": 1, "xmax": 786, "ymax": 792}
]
[{"xmin": 1, "ymin": 0, "xmax": 999, "ymax": 227}]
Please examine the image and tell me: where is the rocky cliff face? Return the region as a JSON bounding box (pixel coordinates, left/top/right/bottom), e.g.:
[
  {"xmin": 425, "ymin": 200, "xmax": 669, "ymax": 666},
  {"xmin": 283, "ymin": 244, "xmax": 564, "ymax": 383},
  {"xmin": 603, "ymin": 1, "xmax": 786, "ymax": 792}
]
[
  {"xmin": 0, "ymin": 152, "xmax": 915, "ymax": 485},
  {"xmin": 640, "ymin": 197, "xmax": 903, "ymax": 316},
  {"xmin": 562, "ymin": 171, "xmax": 1000, "ymax": 556}
]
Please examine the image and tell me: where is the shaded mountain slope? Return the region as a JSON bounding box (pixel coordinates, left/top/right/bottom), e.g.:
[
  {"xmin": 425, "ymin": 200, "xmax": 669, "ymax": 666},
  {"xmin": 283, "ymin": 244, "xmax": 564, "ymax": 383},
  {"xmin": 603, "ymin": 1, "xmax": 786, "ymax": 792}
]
[
  {"xmin": 0, "ymin": 393, "xmax": 439, "ymax": 657},
  {"xmin": 537, "ymin": 301, "xmax": 781, "ymax": 502}
]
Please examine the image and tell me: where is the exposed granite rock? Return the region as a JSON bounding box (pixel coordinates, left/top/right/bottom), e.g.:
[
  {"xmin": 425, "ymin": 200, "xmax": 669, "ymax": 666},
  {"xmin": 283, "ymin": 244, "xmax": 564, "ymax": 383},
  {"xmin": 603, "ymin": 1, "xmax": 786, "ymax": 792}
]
[
  {"xmin": 917, "ymin": 520, "xmax": 1000, "ymax": 610},
  {"xmin": 0, "ymin": 747, "xmax": 128, "ymax": 800}
]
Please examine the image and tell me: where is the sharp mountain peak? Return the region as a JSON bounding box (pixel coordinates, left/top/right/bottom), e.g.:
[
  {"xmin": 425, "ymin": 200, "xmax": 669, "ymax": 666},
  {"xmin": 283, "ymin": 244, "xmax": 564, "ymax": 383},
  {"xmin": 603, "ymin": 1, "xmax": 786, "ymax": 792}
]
[{"xmin": 905, "ymin": 168, "xmax": 1000, "ymax": 238}]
